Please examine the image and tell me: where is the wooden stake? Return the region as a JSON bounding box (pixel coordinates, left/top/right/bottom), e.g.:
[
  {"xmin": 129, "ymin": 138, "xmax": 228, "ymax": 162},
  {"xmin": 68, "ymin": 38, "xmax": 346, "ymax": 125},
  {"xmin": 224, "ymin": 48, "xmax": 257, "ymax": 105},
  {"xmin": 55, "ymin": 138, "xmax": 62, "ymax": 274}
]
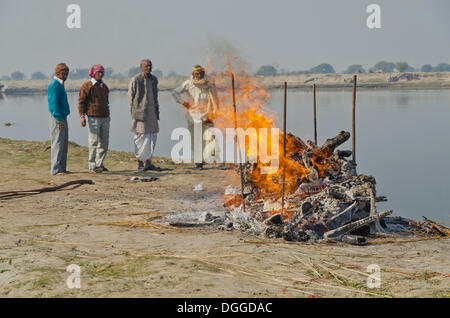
[
  {"xmin": 232, "ymin": 74, "xmax": 237, "ymax": 130},
  {"xmin": 232, "ymin": 73, "xmax": 246, "ymax": 213},
  {"xmin": 313, "ymin": 84, "xmax": 317, "ymax": 145},
  {"xmin": 281, "ymin": 82, "xmax": 287, "ymax": 214},
  {"xmin": 352, "ymin": 75, "xmax": 357, "ymax": 163}
]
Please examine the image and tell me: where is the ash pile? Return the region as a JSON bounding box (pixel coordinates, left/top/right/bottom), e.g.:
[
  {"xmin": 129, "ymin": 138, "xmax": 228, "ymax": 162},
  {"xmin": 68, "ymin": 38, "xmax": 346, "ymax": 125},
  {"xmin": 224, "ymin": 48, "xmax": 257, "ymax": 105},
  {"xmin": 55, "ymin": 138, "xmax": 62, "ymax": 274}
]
[{"xmin": 222, "ymin": 131, "xmax": 430, "ymax": 245}]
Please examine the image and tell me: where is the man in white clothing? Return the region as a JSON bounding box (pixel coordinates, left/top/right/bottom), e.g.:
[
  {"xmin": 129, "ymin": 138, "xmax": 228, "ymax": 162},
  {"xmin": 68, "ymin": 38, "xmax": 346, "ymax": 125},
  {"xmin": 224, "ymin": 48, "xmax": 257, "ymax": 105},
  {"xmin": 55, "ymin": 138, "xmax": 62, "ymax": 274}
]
[
  {"xmin": 172, "ymin": 65, "xmax": 220, "ymax": 169},
  {"xmin": 128, "ymin": 59, "xmax": 162, "ymax": 171}
]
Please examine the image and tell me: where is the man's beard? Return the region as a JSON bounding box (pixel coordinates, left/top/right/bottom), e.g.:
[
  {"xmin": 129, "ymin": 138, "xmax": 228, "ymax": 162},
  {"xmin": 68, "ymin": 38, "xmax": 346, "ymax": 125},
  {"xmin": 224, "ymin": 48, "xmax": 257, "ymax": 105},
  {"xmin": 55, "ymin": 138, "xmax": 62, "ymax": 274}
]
[{"xmin": 192, "ymin": 77, "xmax": 207, "ymax": 86}]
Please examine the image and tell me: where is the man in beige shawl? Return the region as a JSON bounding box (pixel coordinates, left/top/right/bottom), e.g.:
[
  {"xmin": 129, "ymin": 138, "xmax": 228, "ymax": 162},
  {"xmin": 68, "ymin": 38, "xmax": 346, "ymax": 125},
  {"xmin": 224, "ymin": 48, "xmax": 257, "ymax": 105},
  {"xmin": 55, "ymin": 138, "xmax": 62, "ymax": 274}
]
[
  {"xmin": 172, "ymin": 65, "xmax": 220, "ymax": 169},
  {"xmin": 128, "ymin": 59, "xmax": 162, "ymax": 171}
]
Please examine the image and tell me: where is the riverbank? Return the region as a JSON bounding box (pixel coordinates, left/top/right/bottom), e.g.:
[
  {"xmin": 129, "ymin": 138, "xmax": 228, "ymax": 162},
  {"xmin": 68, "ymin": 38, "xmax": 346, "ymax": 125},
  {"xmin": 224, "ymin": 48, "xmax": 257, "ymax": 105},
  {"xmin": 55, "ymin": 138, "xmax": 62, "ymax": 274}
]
[
  {"xmin": 1, "ymin": 72, "xmax": 449, "ymax": 95},
  {"xmin": 0, "ymin": 138, "xmax": 448, "ymax": 297}
]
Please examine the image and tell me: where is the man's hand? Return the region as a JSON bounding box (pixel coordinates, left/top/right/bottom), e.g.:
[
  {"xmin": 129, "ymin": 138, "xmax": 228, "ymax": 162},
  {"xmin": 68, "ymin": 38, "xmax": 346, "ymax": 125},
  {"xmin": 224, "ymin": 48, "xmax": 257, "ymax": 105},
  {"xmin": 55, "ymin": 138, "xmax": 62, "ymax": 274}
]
[
  {"xmin": 80, "ymin": 116, "xmax": 86, "ymax": 127},
  {"xmin": 58, "ymin": 122, "xmax": 65, "ymax": 130},
  {"xmin": 182, "ymin": 102, "xmax": 191, "ymax": 109}
]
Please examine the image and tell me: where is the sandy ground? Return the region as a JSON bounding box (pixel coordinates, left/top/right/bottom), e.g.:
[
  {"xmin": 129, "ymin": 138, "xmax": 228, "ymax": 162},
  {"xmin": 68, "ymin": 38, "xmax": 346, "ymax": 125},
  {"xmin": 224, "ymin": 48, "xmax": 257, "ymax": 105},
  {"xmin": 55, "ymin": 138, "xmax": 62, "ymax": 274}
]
[
  {"xmin": 0, "ymin": 138, "xmax": 449, "ymax": 298},
  {"xmin": 2, "ymin": 72, "xmax": 450, "ymax": 95}
]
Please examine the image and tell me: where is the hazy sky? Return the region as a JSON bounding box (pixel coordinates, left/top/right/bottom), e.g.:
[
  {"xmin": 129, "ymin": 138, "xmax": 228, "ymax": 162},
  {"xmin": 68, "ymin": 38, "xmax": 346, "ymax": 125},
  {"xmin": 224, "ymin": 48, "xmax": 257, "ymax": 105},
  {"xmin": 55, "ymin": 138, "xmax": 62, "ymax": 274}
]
[{"xmin": 0, "ymin": 0, "xmax": 449, "ymax": 76}]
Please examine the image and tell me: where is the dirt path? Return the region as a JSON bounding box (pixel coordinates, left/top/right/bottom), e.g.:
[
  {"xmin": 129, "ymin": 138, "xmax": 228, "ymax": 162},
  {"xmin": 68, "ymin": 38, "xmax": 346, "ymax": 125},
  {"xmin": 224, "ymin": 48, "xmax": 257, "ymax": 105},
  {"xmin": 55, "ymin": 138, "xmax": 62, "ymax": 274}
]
[{"xmin": 0, "ymin": 138, "xmax": 448, "ymax": 298}]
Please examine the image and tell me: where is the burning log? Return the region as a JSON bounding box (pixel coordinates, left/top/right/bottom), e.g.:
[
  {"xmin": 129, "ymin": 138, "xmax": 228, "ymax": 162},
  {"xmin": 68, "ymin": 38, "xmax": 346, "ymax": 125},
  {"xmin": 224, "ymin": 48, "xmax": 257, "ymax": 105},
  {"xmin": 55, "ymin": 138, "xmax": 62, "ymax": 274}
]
[
  {"xmin": 302, "ymin": 150, "xmax": 311, "ymax": 169},
  {"xmin": 287, "ymin": 133, "xmax": 308, "ymax": 152}
]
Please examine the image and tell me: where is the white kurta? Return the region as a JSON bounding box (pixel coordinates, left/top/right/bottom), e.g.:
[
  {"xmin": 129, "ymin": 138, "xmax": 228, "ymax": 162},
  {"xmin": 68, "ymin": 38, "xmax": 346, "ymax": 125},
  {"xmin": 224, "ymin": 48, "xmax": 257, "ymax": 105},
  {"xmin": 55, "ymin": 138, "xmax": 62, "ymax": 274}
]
[
  {"xmin": 172, "ymin": 77, "xmax": 220, "ymax": 163},
  {"xmin": 171, "ymin": 76, "xmax": 219, "ymax": 122}
]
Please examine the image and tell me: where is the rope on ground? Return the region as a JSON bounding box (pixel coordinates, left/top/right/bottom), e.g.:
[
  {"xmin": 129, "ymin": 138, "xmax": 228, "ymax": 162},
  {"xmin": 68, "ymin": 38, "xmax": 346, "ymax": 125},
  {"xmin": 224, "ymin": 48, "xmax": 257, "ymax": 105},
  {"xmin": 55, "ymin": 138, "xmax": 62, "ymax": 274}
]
[{"xmin": 0, "ymin": 179, "xmax": 94, "ymax": 199}]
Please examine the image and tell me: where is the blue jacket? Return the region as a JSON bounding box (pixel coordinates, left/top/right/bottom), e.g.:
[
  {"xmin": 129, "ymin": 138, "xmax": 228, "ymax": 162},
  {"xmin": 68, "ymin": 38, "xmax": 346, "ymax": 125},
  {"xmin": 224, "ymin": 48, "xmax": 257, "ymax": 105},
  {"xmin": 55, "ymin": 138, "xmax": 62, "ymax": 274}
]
[{"xmin": 48, "ymin": 79, "xmax": 70, "ymax": 122}]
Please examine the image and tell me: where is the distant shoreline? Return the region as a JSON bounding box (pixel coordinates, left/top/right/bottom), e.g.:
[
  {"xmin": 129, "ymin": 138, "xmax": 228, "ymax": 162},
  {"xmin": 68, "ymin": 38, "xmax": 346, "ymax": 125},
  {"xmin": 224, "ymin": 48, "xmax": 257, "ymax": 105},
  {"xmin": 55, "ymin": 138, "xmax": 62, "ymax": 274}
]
[{"xmin": 1, "ymin": 72, "xmax": 449, "ymax": 95}]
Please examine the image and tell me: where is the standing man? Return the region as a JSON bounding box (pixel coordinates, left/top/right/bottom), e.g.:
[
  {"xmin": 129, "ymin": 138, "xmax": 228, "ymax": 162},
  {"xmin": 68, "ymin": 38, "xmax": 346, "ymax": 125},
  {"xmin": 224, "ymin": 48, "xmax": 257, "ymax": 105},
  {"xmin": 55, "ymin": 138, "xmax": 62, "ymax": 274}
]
[
  {"xmin": 48, "ymin": 63, "xmax": 70, "ymax": 175},
  {"xmin": 78, "ymin": 64, "xmax": 110, "ymax": 173},
  {"xmin": 128, "ymin": 59, "xmax": 162, "ymax": 171},
  {"xmin": 172, "ymin": 65, "xmax": 219, "ymax": 169}
]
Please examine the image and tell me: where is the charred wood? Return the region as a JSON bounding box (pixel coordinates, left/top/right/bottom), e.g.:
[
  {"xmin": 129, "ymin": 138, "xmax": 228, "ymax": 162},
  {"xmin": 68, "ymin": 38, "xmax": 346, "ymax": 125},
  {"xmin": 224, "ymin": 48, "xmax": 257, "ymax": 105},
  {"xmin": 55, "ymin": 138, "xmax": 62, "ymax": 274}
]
[
  {"xmin": 320, "ymin": 131, "xmax": 351, "ymax": 154},
  {"xmin": 324, "ymin": 210, "xmax": 392, "ymax": 239}
]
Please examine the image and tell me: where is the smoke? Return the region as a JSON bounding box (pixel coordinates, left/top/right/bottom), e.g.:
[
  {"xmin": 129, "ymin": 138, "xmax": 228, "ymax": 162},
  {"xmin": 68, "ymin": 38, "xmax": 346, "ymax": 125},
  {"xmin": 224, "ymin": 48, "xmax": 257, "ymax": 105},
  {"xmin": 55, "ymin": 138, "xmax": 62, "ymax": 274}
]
[{"xmin": 205, "ymin": 36, "xmax": 251, "ymax": 74}]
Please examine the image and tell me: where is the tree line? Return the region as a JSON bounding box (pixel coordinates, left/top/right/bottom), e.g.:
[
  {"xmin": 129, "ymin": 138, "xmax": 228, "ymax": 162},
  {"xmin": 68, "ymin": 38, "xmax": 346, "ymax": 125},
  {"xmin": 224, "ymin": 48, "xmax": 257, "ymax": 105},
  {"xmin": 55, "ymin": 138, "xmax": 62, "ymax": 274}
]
[
  {"xmin": 255, "ymin": 61, "xmax": 450, "ymax": 76},
  {"xmin": 0, "ymin": 67, "xmax": 180, "ymax": 81},
  {"xmin": 2, "ymin": 62, "xmax": 450, "ymax": 80}
]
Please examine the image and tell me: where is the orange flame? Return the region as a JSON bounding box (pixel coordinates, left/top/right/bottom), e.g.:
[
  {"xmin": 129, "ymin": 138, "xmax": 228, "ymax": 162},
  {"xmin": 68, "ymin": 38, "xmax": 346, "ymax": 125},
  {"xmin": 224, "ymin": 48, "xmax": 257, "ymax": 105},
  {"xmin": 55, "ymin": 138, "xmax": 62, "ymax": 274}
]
[{"xmin": 210, "ymin": 55, "xmax": 331, "ymax": 201}]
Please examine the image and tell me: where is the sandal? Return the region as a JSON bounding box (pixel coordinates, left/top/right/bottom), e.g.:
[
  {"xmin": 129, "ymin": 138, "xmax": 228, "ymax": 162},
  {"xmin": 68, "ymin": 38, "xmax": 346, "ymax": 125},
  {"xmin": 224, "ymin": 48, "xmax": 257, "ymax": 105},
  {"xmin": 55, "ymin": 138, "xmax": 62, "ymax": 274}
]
[{"xmin": 144, "ymin": 164, "xmax": 163, "ymax": 171}]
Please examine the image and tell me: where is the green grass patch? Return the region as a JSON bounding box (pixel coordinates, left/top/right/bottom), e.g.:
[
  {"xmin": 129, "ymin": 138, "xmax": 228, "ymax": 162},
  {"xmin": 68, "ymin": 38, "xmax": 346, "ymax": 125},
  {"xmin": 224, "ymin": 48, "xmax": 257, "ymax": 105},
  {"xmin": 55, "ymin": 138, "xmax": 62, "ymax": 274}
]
[
  {"xmin": 305, "ymin": 267, "xmax": 393, "ymax": 298},
  {"xmin": 28, "ymin": 267, "xmax": 66, "ymax": 291},
  {"xmin": 191, "ymin": 260, "xmax": 223, "ymax": 273},
  {"xmin": 81, "ymin": 256, "xmax": 160, "ymax": 279}
]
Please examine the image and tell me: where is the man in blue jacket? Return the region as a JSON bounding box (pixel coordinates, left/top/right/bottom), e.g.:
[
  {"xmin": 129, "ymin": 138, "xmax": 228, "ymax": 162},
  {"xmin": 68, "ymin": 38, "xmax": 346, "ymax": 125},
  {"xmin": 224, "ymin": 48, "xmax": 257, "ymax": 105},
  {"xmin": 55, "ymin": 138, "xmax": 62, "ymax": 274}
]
[{"xmin": 48, "ymin": 63, "xmax": 71, "ymax": 175}]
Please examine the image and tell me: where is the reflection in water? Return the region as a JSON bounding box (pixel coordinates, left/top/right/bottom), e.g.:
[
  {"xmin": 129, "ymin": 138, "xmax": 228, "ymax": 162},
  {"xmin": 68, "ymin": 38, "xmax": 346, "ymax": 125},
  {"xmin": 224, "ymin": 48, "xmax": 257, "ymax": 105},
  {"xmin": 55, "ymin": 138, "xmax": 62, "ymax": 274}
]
[
  {"xmin": 0, "ymin": 90, "xmax": 449, "ymax": 222},
  {"xmin": 395, "ymin": 95, "xmax": 409, "ymax": 107}
]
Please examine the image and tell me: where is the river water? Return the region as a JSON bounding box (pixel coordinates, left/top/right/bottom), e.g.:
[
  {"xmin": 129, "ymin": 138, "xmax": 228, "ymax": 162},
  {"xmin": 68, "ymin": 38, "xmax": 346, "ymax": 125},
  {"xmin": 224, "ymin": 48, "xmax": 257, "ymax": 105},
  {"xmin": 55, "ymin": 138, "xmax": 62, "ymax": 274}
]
[{"xmin": 1, "ymin": 89, "xmax": 449, "ymax": 222}]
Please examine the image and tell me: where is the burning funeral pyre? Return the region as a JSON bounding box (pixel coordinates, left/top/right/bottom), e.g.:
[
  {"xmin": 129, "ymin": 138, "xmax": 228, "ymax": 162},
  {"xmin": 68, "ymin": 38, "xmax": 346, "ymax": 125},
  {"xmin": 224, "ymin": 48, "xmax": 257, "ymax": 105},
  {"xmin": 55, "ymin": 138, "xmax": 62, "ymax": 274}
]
[
  {"xmin": 222, "ymin": 130, "xmax": 401, "ymax": 244},
  {"xmin": 221, "ymin": 128, "xmax": 449, "ymax": 244},
  {"xmin": 178, "ymin": 56, "xmax": 449, "ymax": 245}
]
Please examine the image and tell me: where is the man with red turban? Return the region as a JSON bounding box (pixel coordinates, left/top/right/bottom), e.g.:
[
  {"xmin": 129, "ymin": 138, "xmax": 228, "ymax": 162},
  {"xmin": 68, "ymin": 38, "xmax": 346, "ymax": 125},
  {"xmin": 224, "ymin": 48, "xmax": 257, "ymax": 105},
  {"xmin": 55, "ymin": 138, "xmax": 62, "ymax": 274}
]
[{"xmin": 78, "ymin": 64, "xmax": 111, "ymax": 173}]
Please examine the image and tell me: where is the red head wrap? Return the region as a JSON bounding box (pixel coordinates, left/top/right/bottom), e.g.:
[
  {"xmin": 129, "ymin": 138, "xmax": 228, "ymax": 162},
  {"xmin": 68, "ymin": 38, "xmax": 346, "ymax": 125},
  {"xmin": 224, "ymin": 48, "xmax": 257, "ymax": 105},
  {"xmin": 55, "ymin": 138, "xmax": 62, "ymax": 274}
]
[{"xmin": 89, "ymin": 64, "xmax": 105, "ymax": 78}]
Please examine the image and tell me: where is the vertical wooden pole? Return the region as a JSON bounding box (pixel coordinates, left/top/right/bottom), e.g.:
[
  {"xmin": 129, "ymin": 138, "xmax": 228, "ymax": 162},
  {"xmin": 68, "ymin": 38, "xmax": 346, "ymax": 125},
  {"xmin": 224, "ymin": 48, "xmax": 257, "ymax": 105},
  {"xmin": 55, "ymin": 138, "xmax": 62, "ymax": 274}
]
[
  {"xmin": 281, "ymin": 82, "xmax": 287, "ymax": 214},
  {"xmin": 352, "ymin": 75, "xmax": 357, "ymax": 163},
  {"xmin": 232, "ymin": 73, "xmax": 246, "ymax": 213},
  {"xmin": 232, "ymin": 74, "xmax": 237, "ymax": 130},
  {"xmin": 313, "ymin": 84, "xmax": 317, "ymax": 145}
]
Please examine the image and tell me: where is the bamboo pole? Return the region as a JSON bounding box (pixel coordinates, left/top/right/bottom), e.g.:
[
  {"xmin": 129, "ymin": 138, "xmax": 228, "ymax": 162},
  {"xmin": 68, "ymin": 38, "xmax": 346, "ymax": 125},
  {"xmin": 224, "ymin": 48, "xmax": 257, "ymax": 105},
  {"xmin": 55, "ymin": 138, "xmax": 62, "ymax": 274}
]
[
  {"xmin": 281, "ymin": 82, "xmax": 287, "ymax": 214},
  {"xmin": 352, "ymin": 75, "xmax": 357, "ymax": 163},
  {"xmin": 313, "ymin": 84, "xmax": 317, "ymax": 145},
  {"xmin": 232, "ymin": 73, "xmax": 246, "ymax": 213}
]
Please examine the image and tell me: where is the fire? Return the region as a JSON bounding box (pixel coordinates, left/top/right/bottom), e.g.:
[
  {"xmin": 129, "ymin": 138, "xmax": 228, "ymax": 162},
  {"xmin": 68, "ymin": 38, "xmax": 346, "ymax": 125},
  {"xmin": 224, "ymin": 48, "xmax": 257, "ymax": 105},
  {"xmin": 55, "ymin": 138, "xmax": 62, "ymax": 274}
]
[{"xmin": 210, "ymin": 55, "xmax": 332, "ymax": 205}]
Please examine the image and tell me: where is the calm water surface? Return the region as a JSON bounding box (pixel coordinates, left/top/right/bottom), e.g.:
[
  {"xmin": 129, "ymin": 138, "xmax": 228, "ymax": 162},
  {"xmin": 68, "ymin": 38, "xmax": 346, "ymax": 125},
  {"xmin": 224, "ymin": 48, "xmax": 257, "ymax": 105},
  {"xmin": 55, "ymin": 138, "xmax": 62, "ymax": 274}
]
[{"xmin": 1, "ymin": 89, "xmax": 449, "ymax": 222}]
